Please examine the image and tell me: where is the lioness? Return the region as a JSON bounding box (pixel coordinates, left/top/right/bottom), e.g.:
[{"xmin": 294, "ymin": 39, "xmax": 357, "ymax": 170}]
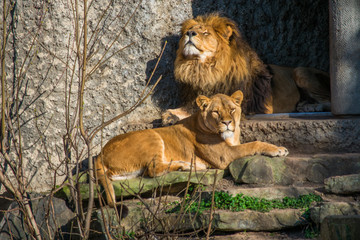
[
  {"xmin": 96, "ymin": 91, "xmax": 288, "ymax": 207},
  {"xmin": 162, "ymin": 14, "xmax": 330, "ymax": 125}
]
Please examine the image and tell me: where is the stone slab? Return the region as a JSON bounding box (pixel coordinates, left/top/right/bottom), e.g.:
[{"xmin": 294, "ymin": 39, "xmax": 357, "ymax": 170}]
[
  {"xmin": 0, "ymin": 194, "xmax": 75, "ymax": 240},
  {"xmin": 240, "ymin": 115, "xmax": 360, "ymax": 154},
  {"xmin": 320, "ymin": 215, "xmax": 360, "ymax": 240},
  {"xmin": 95, "ymin": 199, "xmax": 308, "ymax": 237},
  {"xmin": 229, "ymin": 154, "xmax": 360, "ymax": 185},
  {"xmin": 325, "ymin": 174, "xmax": 360, "ymax": 194},
  {"xmin": 310, "ymin": 202, "xmax": 360, "ymax": 224},
  {"xmin": 57, "ymin": 169, "xmax": 223, "ymax": 201},
  {"xmin": 226, "ymin": 186, "xmax": 317, "ymax": 200}
]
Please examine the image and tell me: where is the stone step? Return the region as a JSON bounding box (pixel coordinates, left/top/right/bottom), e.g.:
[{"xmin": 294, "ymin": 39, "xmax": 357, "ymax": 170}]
[
  {"xmin": 94, "ymin": 197, "xmax": 360, "ymax": 239},
  {"xmin": 320, "ymin": 215, "xmax": 360, "ymax": 240},
  {"xmin": 324, "ymin": 173, "xmax": 360, "ymax": 194},
  {"xmin": 229, "ymin": 154, "xmax": 360, "ymax": 186},
  {"xmin": 94, "ymin": 197, "xmax": 309, "ymax": 237},
  {"xmin": 57, "ymin": 154, "xmax": 360, "ymax": 204},
  {"xmin": 205, "ymin": 231, "xmax": 309, "ymax": 240},
  {"xmin": 224, "ymin": 186, "xmax": 319, "ymax": 200},
  {"xmin": 56, "ymin": 169, "xmax": 224, "ymax": 201},
  {"xmin": 310, "ymin": 201, "xmax": 360, "ymax": 225},
  {"xmin": 124, "ymin": 114, "xmax": 360, "ymax": 155},
  {"xmin": 240, "ymin": 114, "xmax": 360, "ymax": 154}
]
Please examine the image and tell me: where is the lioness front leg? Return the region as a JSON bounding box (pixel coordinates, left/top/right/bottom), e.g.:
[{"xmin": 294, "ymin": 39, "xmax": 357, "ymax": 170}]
[
  {"xmin": 208, "ymin": 141, "xmax": 288, "ymax": 169},
  {"xmin": 236, "ymin": 141, "xmax": 289, "ymax": 157},
  {"xmin": 161, "ymin": 108, "xmax": 191, "ymax": 126}
]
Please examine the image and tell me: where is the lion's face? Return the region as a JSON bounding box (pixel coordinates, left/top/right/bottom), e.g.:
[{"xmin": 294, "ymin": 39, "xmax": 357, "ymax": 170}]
[
  {"xmin": 180, "ymin": 24, "xmax": 218, "ymax": 62},
  {"xmin": 179, "ymin": 15, "xmax": 235, "ymax": 63},
  {"xmin": 196, "ymin": 90, "xmax": 243, "ymax": 141}
]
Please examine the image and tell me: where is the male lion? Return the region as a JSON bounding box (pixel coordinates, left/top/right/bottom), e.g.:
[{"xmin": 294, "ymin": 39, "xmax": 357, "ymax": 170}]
[
  {"xmin": 96, "ymin": 91, "xmax": 288, "ymax": 207},
  {"xmin": 162, "ymin": 14, "xmax": 330, "ymax": 125}
]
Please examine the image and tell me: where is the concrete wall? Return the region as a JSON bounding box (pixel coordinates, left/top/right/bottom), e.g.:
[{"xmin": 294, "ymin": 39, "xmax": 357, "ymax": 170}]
[
  {"xmin": 0, "ymin": 0, "xmax": 329, "ymax": 192},
  {"xmin": 329, "ymin": 0, "xmax": 360, "ymax": 115}
]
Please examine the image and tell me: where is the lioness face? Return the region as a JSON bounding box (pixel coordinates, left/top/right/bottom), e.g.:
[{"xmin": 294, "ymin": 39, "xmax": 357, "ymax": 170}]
[
  {"xmin": 180, "ymin": 23, "xmax": 218, "ymax": 62},
  {"xmin": 196, "ymin": 91, "xmax": 243, "ymax": 140}
]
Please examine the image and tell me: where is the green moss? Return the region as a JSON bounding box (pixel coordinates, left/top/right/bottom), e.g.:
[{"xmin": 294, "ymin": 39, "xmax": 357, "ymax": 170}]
[
  {"xmin": 270, "ymin": 157, "xmax": 287, "ymax": 183},
  {"xmin": 167, "ymin": 192, "xmax": 322, "ymax": 214}
]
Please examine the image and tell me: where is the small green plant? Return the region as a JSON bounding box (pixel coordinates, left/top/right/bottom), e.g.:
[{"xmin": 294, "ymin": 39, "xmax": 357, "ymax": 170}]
[
  {"xmin": 112, "ymin": 230, "xmax": 136, "ymax": 240},
  {"xmin": 304, "ymin": 225, "xmax": 320, "ymax": 239},
  {"xmin": 167, "ymin": 192, "xmax": 322, "ymax": 214}
]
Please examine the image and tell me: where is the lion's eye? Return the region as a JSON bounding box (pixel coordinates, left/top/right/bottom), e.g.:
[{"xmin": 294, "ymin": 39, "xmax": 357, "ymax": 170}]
[
  {"xmin": 230, "ymin": 109, "xmax": 235, "ymax": 114},
  {"xmin": 203, "ymin": 31, "xmax": 209, "ymax": 36},
  {"xmin": 212, "ymin": 111, "xmax": 220, "ymax": 117}
]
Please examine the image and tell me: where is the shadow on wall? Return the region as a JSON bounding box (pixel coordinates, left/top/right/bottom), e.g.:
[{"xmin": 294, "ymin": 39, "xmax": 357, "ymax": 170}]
[
  {"xmin": 192, "ymin": 0, "xmax": 329, "ymax": 70},
  {"xmin": 146, "ymin": 35, "xmax": 181, "ymax": 111},
  {"xmin": 147, "ymin": 0, "xmax": 329, "ymax": 111}
]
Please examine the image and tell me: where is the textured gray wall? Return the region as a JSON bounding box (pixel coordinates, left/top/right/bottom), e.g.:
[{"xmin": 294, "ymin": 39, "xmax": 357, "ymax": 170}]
[
  {"xmin": 1, "ymin": 0, "xmax": 329, "ymax": 192},
  {"xmin": 329, "ymin": 0, "xmax": 360, "ymax": 115}
]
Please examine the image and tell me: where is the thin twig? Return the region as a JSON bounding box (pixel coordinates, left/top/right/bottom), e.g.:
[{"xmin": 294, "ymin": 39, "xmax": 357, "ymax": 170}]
[{"xmin": 206, "ymin": 169, "xmax": 218, "ymax": 239}]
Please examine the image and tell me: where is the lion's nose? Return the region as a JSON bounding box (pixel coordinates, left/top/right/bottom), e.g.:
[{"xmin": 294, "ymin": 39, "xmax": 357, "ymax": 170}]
[
  {"xmin": 186, "ymin": 31, "xmax": 197, "ymax": 37},
  {"xmin": 222, "ymin": 120, "xmax": 232, "ymax": 126}
]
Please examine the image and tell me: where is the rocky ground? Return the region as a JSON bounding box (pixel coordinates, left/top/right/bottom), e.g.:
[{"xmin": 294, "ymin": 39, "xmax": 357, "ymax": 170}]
[{"xmin": 1, "ymin": 115, "xmax": 360, "ymax": 239}]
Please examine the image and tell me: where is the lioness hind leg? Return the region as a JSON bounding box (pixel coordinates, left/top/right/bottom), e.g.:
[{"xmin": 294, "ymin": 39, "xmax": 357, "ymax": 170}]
[
  {"xmin": 146, "ymin": 160, "xmax": 195, "ymax": 177},
  {"xmin": 95, "ymin": 156, "xmax": 116, "ymax": 207},
  {"xmin": 293, "ymin": 67, "xmax": 331, "ymax": 112}
]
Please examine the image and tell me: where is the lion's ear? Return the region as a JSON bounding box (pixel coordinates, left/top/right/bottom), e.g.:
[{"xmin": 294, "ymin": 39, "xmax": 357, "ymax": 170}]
[
  {"xmin": 196, "ymin": 95, "xmax": 210, "ymax": 111},
  {"xmin": 224, "ymin": 25, "xmax": 233, "ymax": 40},
  {"xmin": 231, "ymin": 90, "xmax": 243, "ymax": 106}
]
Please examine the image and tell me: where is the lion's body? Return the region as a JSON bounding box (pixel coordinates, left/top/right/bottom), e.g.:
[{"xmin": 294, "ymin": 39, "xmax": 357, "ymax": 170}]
[
  {"xmin": 96, "ymin": 91, "xmax": 288, "ymax": 207},
  {"xmin": 162, "ymin": 14, "xmax": 330, "ymax": 125}
]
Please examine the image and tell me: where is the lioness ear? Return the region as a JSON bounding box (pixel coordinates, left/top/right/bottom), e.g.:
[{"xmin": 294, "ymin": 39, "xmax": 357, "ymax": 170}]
[
  {"xmin": 196, "ymin": 95, "xmax": 210, "ymax": 111},
  {"xmin": 231, "ymin": 90, "xmax": 243, "ymax": 106}
]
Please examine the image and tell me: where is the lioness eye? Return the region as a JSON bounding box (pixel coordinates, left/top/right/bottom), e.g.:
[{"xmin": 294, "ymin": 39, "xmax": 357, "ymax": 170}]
[{"xmin": 203, "ymin": 31, "xmax": 209, "ymax": 36}]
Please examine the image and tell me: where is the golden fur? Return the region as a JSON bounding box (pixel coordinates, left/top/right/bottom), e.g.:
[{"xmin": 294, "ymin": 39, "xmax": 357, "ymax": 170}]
[
  {"xmin": 96, "ymin": 91, "xmax": 288, "ymax": 207},
  {"xmin": 162, "ymin": 14, "xmax": 330, "ymax": 125}
]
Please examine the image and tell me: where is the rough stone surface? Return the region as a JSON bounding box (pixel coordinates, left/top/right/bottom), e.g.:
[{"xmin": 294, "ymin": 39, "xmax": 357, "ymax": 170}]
[
  {"xmin": 241, "ymin": 116, "xmax": 360, "ymax": 154},
  {"xmin": 58, "ymin": 169, "xmax": 223, "ymax": 201},
  {"xmin": 330, "ymin": 0, "xmax": 360, "ymax": 115},
  {"xmin": 229, "ymin": 156, "xmax": 293, "ymax": 185},
  {"xmin": 0, "ymin": 0, "xmax": 329, "ymax": 192},
  {"xmin": 209, "ymin": 231, "xmax": 309, "ymax": 240},
  {"xmin": 0, "ymin": 194, "xmax": 75, "ymax": 240},
  {"xmin": 310, "ymin": 202, "xmax": 360, "ymax": 224},
  {"xmin": 95, "ymin": 199, "xmax": 308, "ymax": 236},
  {"xmin": 320, "ymin": 215, "xmax": 360, "ymax": 240},
  {"xmin": 229, "ymin": 154, "xmax": 360, "ymax": 185},
  {"xmin": 226, "ymin": 186, "xmax": 317, "ymax": 200},
  {"xmin": 324, "ymin": 174, "xmax": 360, "ymax": 194}
]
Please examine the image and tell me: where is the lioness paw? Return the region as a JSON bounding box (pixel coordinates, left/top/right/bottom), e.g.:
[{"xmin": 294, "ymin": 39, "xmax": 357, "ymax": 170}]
[
  {"xmin": 277, "ymin": 147, "xmax": 289, "ymax": 156},
  {"xmin": 266, "ymin": 146, "xmax": 289, "ymax": 157},
  {"xmin": 161, "ymin": 111, "xmax": 180, "ymax": 126}
]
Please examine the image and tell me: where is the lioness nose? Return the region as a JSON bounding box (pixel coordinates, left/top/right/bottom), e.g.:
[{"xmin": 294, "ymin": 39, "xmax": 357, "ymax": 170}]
[
  {"xmin": 186, "ymin": 31, "xmax": 197, "ymax": 37},
  {"xmin": 222, "ymin": 120, "xmax": 232, "ymax": 126}
]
